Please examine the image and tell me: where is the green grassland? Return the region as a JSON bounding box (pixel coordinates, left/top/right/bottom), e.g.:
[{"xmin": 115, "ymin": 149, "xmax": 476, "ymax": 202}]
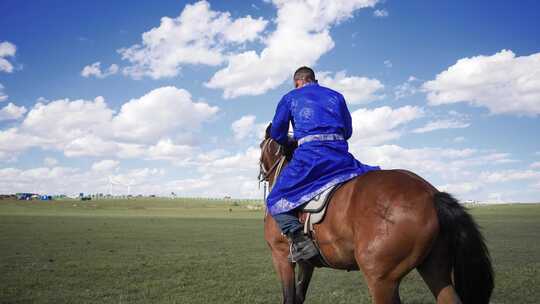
[{"xmin": 0, "ymin": 198, "xmax": 539, "ymax": 303}]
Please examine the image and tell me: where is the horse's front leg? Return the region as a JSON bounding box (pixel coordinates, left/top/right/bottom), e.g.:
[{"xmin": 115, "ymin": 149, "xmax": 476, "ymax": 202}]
[
  {"xmin": 271, "ymin": 248, "xmax": 296, "ymax": 304},
  {"xmin": 295, "ymin": 262, "xmax": 314, "ymax": 303}
]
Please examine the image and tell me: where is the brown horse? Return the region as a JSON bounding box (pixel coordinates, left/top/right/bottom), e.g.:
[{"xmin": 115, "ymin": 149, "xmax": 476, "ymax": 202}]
[{"xmin": 259, "ymin": 133, "xmax": 494, "ymax": 304}]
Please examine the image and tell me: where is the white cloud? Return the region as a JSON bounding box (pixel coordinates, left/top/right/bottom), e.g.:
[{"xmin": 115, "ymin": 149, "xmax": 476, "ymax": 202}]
[
  {"xmin": 43, "ymin": 157, "xmax": 58, "ymax": 167},
  {"xmin": 112, "ymin": 86, "xmax": 219, "ymax": 142},
  {"xmin": 162, "ymin": 145, "xmax": 263, "ymax": 198},
  {"xmin": 0, "ymin": 42, "xmax": 16, "ymax": 58},
  {"xmin": 110, "ymin": 168, "xmax": 164, "ymax": 187},
  {"xmin": 412, "ymin": 119, "xmax": 470, "ymax": 133},
  {"xmin": 63, "ymin": 135, "xmax": 121, "ymax": 158},
  {"xmin": 222, "ymin": 15, "xmax": 268, "ymax": 43},
  {"xmin": 353, "ymin": 144, "xmax": 477, "ymax": 178},
  {"xmin": 423, "ymin": 50, "xmax": 540, "ymax": 115},
  {"xmin": 383, "ymin": 60, "xmax": 392, "ymax": 68},
  {"xmin": 475, "ymin": 152, "xmax": 518, "ymax": 164},
  {"xmin": 0, "ymin": 86, "xmax": 218, "ymax": 160},
  {"xmin": 165, "ymin": 175, "xmax": 214, "ymax": 193},
  {"xmin": 15, "ymin": 88, "xmax": 218, "ymax": 152},
  {"xmin": 0, "ymin": 41, "xmax": 16, "ymax": 73},
  {"xmin": 1, "ymin": 133, "xmax": 536, "ymax": 201},
  {"xmin": 119, "ymin": 0, "xmax": 268, "ymax": 79},
  {"xmin": 479, "ymin": 169, "xmax": 540, "ymax": 183},
  {"xmin": 0, "ymin": 128, "xmax": 47, "ymax": 160},
  {"xmin": 349, "ymin": 144, "xmax": 532, "ymax": 201},
  {"xmin": 318, "ymin": 71, "xmax": 384, "ymax": 104},
  {"xmin": 121, "ymin": 144, "xmax": 261, "ymax": 197},
  {"xmin": 438, "ymin": 182, "xmax": 481, "ymax": 195},
  {"xmin": 206, "ymin": 0, "xmax": 379, "ymax": 98},
  {"xmin": 232, "ymin": 115, "xmax": 256, "ymax": 140},
  {"xmin": 146, "ymin": 138, "xmax": 195, "ymax": 161},
  {"xmin": 349, "ymin": 105, "xmax": 424, "ymax": 145},
  {"xmin": 81, "ymin": 62, "xmax": 119, "ymax": 78},
  {"xmin": 0, "ymin": 83, "xmax": 7, "ymax": 102},
  {"xmin": 394, "ymin": 76, "xmax": 420, "ymax": 99},
  {"xmin": 0, "ymin": 103, "xmax": 27, "ymax": 121},
  {"xmin": 22, "ymin": 96, "xmax": 113, "ymax": 145},
  {"xmin": 91, "ymin": 159, "xmax": 120, "ymax": 171},
  {"xmin": 453, "ymin": 136, "xmax": 466, "ymax": 143},
  {"xmin": 530, "ymin": 161, "xmax": 540, "ymax": 169},
  {"xmin": 373, "ymin": 9, "xmax": 388, "ymax": 18},
  {"xmin": 199, "ymin": 146, "xmax": 260, "ymax": 174},
  {"xmin": 0, "ymin": 166, "xmax": 79, "ymax": 194},
  {"xmin": 166, "ymin": 172, "xmax": 262, "ymax": 198}
]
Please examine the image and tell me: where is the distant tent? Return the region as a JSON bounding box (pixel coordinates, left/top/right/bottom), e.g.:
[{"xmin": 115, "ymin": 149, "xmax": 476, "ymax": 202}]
[{"xmin": 16, "ymin": 193, "xmax": 35, "ymax": 200}]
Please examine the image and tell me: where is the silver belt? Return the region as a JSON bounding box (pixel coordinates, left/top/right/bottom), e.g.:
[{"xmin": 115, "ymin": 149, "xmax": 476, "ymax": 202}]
[{"xmin": 298, "ymin": 133, "xmax": 345, "ymax": 145}]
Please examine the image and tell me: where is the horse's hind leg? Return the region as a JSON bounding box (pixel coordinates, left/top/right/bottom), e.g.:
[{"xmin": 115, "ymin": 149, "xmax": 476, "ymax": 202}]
[
  {"xmin": 417, "ymin": 240, "xmax": 462, "ymax": 304},
  {"xmin": 295, "ymin": 262, "xmax": 314, "ymax": 304}
]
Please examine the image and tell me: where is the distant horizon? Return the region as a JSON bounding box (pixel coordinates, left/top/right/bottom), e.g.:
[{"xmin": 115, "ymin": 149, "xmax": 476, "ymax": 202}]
[
  {"xmin": 3, "ymin": 191, "xmax": 539, "ymax": 206},
  {"xmin": 1, "ymin": 0, "xmax": 539, "ymax": 203}
]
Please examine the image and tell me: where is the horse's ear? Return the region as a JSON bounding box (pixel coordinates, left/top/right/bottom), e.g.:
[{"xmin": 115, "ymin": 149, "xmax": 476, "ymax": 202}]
[{"xmin": 265, "ymin": 123, "xmax": 272, "ymax": 139}]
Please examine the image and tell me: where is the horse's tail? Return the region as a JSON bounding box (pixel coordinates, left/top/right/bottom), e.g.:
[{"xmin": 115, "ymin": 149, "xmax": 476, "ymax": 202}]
[{"xmin": 433, "ymin": 191, "xmax": 494, "ymax": 304}]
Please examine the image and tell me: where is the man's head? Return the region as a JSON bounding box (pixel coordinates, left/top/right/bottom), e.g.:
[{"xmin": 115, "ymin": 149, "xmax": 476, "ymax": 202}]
[{"xmin": 293, "ymin": 66, "xmax": 316, "ymax": 88}]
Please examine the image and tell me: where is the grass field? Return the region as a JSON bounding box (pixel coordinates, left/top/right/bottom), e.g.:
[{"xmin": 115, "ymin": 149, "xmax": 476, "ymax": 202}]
[{"xmin": 0, "ymin": 198, "xmax": 539, "ymax": 304}]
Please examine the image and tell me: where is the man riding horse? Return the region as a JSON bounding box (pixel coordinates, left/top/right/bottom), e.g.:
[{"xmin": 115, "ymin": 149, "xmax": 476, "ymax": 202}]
[{"xmin": 267, "ymin": 66, "xmax": 380, "ymax": 262}]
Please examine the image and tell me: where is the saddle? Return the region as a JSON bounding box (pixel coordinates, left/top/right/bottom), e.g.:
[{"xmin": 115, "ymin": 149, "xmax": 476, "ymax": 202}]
[{"xmin": 299, "ymin": 183, "xmax": 343, "ymax": 235}]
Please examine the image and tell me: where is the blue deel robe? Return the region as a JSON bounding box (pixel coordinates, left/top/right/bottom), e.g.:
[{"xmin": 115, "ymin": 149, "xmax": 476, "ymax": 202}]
[{"xmin": 266, "ymin": 82, "xmax": 380, "ymax": 216}]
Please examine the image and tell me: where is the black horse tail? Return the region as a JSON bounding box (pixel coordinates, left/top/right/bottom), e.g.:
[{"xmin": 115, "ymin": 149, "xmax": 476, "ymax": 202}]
[{"xmin": 433, "ymin": 192, "xmax": 494, "ymax": 304}]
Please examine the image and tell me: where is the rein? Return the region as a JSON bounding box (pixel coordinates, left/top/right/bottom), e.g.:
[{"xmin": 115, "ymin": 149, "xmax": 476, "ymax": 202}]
[{"xmin": 258, "ymin": 138, "xmax": 287, "ymax": 195}]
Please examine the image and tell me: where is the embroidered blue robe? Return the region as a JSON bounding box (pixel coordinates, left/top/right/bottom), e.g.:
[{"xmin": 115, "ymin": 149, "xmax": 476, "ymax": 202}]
[{"xmin": 266, "ymin": 82, "xmax": 380, "ymax": 216}]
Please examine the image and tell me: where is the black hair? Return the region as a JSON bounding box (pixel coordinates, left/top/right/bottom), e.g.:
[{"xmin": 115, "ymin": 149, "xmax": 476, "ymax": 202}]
[{"xmin": 293, "ymin": 66, "xmax": 316, "ymax": 82}]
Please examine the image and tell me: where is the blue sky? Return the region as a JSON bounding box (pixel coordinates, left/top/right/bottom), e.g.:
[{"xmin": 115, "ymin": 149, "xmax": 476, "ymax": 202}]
[{"xmin": 0, "ymin": 0, "xmax": 539, "ymax": 202}]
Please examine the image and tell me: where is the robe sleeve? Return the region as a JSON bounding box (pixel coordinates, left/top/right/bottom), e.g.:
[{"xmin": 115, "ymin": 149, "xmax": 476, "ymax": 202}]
[
  {"xmin": 270, "ymin": 95, "xmax": 291, "ymax": 145},
  {"xmin": 340, "ymin": 94, "xmax": 353, "ymax": 140}
]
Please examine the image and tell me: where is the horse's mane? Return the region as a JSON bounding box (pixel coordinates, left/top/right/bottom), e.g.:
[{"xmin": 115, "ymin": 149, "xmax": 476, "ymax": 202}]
[{"xmin": 265, "ymin": 123, "xmax": 297, "ymax": 161}]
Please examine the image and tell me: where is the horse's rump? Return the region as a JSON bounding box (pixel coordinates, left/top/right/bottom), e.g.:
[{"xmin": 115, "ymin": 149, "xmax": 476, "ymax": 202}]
[{"xmin": 306, "ymin": 169, "xmax": 439, "ymax": 270}]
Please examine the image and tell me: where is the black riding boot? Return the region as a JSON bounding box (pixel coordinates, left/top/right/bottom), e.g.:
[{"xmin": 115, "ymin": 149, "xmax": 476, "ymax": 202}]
[{"xmin": 287, "ymin": 229, "xmax": 319, "ymax": 262}]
